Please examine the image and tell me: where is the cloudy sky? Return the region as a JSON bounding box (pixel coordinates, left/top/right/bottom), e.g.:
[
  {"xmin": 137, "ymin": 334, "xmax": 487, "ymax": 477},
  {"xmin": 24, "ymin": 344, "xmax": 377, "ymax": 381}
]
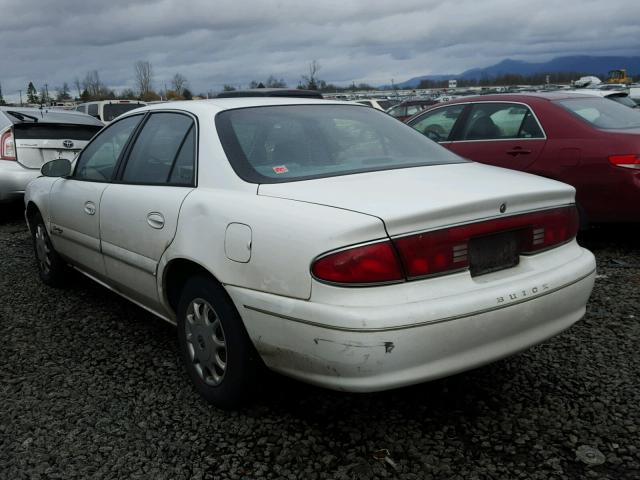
[{"xmin": 1, "ymin": 0, "xmax": 638, "ymax": 101}]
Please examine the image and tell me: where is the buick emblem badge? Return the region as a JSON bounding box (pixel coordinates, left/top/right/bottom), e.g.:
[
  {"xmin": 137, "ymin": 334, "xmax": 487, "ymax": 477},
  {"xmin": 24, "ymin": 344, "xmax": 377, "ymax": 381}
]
[
  {"xmin": 62, "ymin": 140, "xmax": 74, "ymax": 149},
  {"xmin": 499, "ymin": 203, "xmax": 506, "ymax": 213}
]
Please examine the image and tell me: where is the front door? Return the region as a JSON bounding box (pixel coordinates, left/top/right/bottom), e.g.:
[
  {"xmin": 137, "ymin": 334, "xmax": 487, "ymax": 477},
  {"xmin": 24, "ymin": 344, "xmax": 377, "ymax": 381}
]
[{"xmin": 49, "ymin": 114, "xmax": 144, "ymax": 278}]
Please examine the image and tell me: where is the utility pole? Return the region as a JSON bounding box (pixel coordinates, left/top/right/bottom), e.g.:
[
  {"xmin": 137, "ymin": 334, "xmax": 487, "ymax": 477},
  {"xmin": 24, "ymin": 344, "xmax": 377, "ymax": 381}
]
[
  {"xmin": 18, "ymin": 90, "xmax": 22, "ymax": 106},
  {"xmin": 44, "ymin": 83, "xmax": 49, "ymax": 104}
]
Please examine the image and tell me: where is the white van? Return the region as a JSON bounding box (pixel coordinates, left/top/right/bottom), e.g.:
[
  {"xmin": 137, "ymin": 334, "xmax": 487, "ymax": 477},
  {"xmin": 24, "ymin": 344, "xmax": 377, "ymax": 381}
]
[{"xmin": 75, "ymin": 100, "xmax": 146, "ymax": 125}]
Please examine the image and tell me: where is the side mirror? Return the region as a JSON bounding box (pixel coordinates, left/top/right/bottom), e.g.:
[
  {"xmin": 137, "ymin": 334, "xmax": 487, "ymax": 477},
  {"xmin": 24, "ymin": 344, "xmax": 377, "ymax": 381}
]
[{"xmin": 41, "ymin": 158, "xmax": 72, "ymax": 177}]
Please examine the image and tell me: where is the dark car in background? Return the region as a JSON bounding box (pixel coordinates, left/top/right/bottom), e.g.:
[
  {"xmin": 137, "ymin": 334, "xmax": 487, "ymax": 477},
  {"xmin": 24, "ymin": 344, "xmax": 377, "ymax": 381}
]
[
  {"xmin": 406, "ymin": 93, "xmax": 640, "ymax": 224},
  {"xmin": 386, "ymin": 99, "xmax": 438, "ymax": 121}
]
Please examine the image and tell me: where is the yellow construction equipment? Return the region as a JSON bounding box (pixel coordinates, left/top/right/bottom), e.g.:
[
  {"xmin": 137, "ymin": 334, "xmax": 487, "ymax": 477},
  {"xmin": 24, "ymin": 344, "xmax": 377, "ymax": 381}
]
[{"xmin": 606, "ymin": 69, "xmax": 633, "ymax": 85}]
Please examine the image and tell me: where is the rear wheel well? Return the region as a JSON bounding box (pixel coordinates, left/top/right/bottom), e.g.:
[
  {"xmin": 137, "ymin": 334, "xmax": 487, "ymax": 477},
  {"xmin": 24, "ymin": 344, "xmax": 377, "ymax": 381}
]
[
  {"xmin": 25, "ymin": 202, "xmax": 41, "ymax": 230},
  {"xmin": 163, "ymin": 259, "xmax": 223, "ymax": 315}
]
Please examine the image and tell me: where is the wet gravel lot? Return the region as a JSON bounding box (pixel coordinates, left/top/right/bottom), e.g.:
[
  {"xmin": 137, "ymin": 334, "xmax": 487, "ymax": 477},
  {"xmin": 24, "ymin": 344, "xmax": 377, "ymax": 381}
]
[{"xmin": 1, "ymin": 203, "xmax": 639, "ymax": 480}]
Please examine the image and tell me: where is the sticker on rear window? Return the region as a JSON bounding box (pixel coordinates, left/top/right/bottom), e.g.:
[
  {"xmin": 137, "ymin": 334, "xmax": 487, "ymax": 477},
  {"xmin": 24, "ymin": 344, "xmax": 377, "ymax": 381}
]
[{"xmin": 273, "ymin": 165, "xmax": 288, "ymax": 174}]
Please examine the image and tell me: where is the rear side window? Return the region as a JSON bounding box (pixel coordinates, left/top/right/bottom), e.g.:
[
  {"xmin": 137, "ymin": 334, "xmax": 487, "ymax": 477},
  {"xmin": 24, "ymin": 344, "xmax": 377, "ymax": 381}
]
[
  {"xmin": 104, "ymin": 103, "xmax": 145, "ymax": 122},
  {"xmin": 87, "ymin": 104, "xmax": 99, "ymax": 117},
  {"xmin": 461, "ymin": 103, "xmax": 544, "ymax": 140},
  {"xmin": 556, "ymin": 97, "xmax": 640, "ymax": 129},
  {"xmin": 13, "ymin": 124, "xmax": 101, "ymax": 141},
  {"xmin": 74, "ymin": 115, "xmax": 143, "ymax": 182},
  {"xmin": 121, "ymin": 112, "xmax": 195, "ymax": 185}
]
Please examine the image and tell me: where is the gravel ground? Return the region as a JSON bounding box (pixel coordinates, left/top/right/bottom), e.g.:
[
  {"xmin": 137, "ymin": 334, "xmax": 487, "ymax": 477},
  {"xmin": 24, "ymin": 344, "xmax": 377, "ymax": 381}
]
[{"xmin": 1, "ymin": 203, "xmax": 639, "ymax": 480}]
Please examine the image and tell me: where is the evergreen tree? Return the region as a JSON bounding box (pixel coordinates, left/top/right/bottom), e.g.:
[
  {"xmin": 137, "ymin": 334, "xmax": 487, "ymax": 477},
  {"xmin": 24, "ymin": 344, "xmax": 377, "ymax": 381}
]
[
  {"xmin": 26, "ymin": 82, "xmax": 38, "ymax": 104},
  {"xmin": 0, "ymin": 82, "xmax": 6, "ymax": 106}
]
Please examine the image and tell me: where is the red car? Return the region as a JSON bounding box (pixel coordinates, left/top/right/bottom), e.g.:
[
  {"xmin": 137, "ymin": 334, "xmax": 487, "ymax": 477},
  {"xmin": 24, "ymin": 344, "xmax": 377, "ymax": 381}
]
[{"xmin": 406, "ymin": 93, "xmax": 640, "ymax": 224}]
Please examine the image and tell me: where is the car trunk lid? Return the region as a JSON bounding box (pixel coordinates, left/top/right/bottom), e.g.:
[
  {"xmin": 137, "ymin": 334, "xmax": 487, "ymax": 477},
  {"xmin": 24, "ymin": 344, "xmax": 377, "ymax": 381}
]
[
  {"xmin": 258, "ymin": 162, "xmax": 575, "ymax": 237},
  {"xmin": 13, "ymin": 123, "xmax": 101, "ymax": 169}
]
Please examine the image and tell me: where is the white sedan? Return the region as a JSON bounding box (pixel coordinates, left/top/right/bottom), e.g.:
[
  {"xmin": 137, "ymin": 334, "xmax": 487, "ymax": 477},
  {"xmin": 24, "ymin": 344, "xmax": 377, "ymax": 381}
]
[{"xmin": 24, "ymin": 98, "xmax": 596, "ymax": 408}]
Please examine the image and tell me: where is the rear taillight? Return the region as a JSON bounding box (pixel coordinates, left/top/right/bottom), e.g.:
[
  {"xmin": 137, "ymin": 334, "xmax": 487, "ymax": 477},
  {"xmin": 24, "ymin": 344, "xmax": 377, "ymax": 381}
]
[
  {"xmin": 1, "ymin": 129, "xmax": 16, "ymax": 161},
  {"xmin": 395, "ymin": 206, "xmax": 579, "ymax": 278},
  {"xmin": 608, "ymin": 154, "xmax": 640, "ymax": 169},
  {"xmin": 311, "ymin": 206, "xmax": 579, "ymax": 285},
  {"xmin": 311, "ymin": 241, "xmax": 404, "ymax": 285}
]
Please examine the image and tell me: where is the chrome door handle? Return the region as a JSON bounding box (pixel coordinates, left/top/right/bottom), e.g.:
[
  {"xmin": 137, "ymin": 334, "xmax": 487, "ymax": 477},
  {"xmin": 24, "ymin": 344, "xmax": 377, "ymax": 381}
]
[
  {"xmin": 147, "ymin": 212, "xmax": 165, "ymax": 229},
  {"xmin": 84, "ymin": 201, "xmax": 96, "ymax": 215}
]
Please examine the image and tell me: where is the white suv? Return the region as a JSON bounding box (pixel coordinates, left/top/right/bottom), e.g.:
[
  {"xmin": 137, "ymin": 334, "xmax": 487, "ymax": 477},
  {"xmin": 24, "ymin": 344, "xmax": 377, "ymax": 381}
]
[
  {"xmin": 75, "ymin": 100, "xmax": 147, "ymax": 124},
  {"xmin": 24, "ymin": 99, "xmax": 595, "ymax": 408}
]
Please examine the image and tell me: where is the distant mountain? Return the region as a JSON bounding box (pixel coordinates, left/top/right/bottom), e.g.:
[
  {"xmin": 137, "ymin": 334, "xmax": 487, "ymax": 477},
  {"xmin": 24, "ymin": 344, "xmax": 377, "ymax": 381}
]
[{"xmin": 394, "ymin": 55, "xmax": 640, "ymax": 88}]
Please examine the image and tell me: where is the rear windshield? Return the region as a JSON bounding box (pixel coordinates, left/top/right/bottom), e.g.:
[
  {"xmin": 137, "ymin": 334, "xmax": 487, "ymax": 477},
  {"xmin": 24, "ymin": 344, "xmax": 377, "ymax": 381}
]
[
  {"xmin": 13, "ymin": 123, "xmax": 102, "ymax": 140},
  {"xmin": 216, "ymin": 104, "xmax": 465, "ymax": 183},
  {"xmin": 556, "ymin": 97, "xmax": 640, "ymax": 129},
  {"xmin": 103, "ymin": 103, "xmax": 144, "ymax": 122}
]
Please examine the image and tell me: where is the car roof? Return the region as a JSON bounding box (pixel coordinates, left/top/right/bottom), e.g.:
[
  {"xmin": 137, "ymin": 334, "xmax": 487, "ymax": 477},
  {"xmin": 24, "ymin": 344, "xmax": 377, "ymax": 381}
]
[
  {"xmin": 77, "ymin": 100, "xmax": 147, "ymax": 105},
  {"xmin": 438, "ymin": 92, "xmax": 602, "ymax": 103},
  {"xmin": 0, "ymin": 106, "xmax": 104, "ymax": 126},
  {"xmin": 215, "ymin": 88, "xmax": 323, "ymax": 99},
  {"xmin": 122, "ymin": 97, "xmax": 357, "ymax": 117},
  {"xmin": 398, "ymin": 99, "xmax": 438, "ymax": 105}
]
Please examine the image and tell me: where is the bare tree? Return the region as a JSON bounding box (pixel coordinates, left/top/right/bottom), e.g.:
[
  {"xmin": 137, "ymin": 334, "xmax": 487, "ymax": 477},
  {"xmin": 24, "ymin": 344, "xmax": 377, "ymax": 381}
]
[
  {"xmin": 83, "ymin": 70, "xmax": 104, "ymax": 99},
  {"xmin": 73, "ymin": 77, "xmax": 83, "ymax": 99},
  {"xmin": 171, "ymin": 73, "xmax": 188, "ymax": 96},
  {"xmin": 56, "ymin": 82, "xmax": 71, "ymax": 101},
  {"xmin": 134, "ymin": 61, "xmax": 153, "ymax": 99},
  {"xmin": 265, "ymin": 75, "xmax": 287, "ymax": 88},
  {"xmin": 300, "ymin": 60, "xmax": 321, "ymax": 90}
]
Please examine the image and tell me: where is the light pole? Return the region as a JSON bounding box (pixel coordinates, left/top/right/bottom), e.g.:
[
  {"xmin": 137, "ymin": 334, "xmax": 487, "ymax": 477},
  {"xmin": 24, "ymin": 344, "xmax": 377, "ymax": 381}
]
[{"xmin": 18, "ymin": 90, "xmax": 22, "ymax": 106}]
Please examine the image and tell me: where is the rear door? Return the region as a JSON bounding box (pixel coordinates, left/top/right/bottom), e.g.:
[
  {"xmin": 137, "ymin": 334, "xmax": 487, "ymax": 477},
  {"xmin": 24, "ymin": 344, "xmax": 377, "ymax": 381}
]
[
  {"xmin": 49, "ymin": 115, "xmax": 144, "ymax": 278},
  {"xmin": 447, "ymin": 102, "xmax": 546, "ymax": 171},
  {"xmin": 99, "ymin": 111, "xmax": 196, "ymax": 310},
  {"xmin": 13, "ymin": 123, "xmax": 101, "ymax": 169}
]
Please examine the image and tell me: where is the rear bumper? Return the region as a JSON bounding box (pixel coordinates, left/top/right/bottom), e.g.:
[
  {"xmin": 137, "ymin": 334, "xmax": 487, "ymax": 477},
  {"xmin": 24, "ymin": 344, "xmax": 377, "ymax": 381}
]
[
  {"xmin": 227, "ymin": 244, "xmax": 596, "ymax": 392},
  {"xmin": 0, "ymin": 161, "xmax": 38, "ymax": 202}
]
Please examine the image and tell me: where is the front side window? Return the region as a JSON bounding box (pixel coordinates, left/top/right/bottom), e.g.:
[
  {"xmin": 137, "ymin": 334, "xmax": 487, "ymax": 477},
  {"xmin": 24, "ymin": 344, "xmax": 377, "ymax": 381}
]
[
  {"xmin": 409, "ymin": 104, "xmax": 466, "ymax": 142},
  {"xmin": 461, "ymin": 103, "xmax": 543, "ymax": 140},
  {"xmin": 74, "ymin": 115, "xmax": 142, "ymax": 181},
  {"xmin": 556, "ymin": 97, "xmax": 640, "ymax": 129},
  {"xmin": 121, "ymin": 112, "xmax": 195, "ymax": 185},
  {"xmin": 216, "ymin": 104, "xmax": 465, "ymax": 184}
]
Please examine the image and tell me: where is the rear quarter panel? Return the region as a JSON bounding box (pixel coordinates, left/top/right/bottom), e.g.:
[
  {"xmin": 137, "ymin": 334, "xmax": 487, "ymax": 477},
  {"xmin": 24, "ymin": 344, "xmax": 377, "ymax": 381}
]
[{"xmin": 158, "ymin": 188, "xmax": 388, "ymax": 301}]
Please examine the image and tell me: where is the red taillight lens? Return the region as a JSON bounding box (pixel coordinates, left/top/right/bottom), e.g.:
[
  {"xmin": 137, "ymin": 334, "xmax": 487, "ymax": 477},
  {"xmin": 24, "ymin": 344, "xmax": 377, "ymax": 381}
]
[
  {"xmin": 394, "ymin": 206, "xmax": 579, "ymax": 278},
  {"xmin": 311, "ymin": 241, "xmax": 404, "ymax": 284},
  {"xmin": 608, "ymin": 154, "xmax": 640, "ymax": 169},
  {"xmin": 312, "ymin": 207, "xmax": 579, "ymax": 285},
  {"xmin": 521, "ymin": 206, "xmax": 579, "ymax": 253},
  {"xmin": 1, "ymin": 129, "xmax": 16, "ymax": 161}
]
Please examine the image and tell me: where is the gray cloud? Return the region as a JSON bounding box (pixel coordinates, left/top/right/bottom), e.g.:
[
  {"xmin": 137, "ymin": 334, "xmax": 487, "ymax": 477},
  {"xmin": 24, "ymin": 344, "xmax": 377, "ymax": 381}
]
[{"xmin": 1, "ymin": 0, "xmax": 638, "ymax": 100}]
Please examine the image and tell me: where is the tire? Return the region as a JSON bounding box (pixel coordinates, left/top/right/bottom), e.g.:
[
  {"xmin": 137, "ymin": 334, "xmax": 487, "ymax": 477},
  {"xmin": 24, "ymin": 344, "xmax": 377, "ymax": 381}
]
[
  {"xmin": 177, "ymin": 276, "xmax": 262, "ymax": 408},
  {"xmin": 31, "ymin": 212, "xmax": 69, "ymax": 287}
]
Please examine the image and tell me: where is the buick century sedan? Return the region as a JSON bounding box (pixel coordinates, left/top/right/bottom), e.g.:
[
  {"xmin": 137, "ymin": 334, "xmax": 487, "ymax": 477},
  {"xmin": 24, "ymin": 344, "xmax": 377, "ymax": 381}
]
[{"xmin": 24, "ymin": 98, "xmax": 596, "ymax": 408}]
